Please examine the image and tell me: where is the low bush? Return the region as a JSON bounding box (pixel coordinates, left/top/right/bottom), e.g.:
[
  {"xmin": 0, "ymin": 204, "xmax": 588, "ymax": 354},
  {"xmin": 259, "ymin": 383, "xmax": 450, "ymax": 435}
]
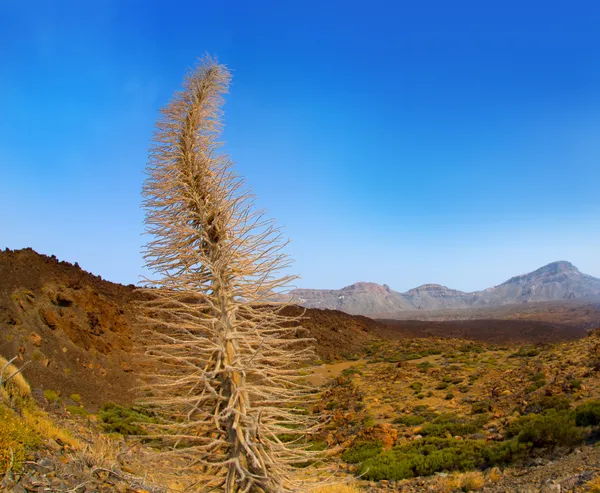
[
  {"xmin": 357, "ymin": 437, "xmax": 528, "ymax": 481},
  {"xmin": 417, "ymin": 362, "xmax": 434, "ymax": 373},
  {"xmin": 341, "ymin": 367, "xmax": 362, "ymax": 377},
  {"xmin": 575, "ymin": 400, "xmax": 600, "ymax": 427},
  {"xmin": 409, "ymin": 382, "xmax": 423, "ymax": 393},
  {"xmin": 43, "ymin": 389, "xmax": 60, "ymax": 403},
  {"xmin": 341, "ymin": 440, "xmax": 383, "ymax": 464},
  {"xmin": 420, "ymin": 413, "xmax": 487, "ymax": 438},
  {"xmin": 66, "ymin": 405, "xmax": 89, "ymax": 417},
  {"xmin": 524, "ymin": 395, "xmax": 570, "ymax": 415},
  {"xmin": 98, "ymin": 402, "xmax": 160, "ymax": 435},
  {"xmin": 0, "ymin": 404, "xmax": 40, "ymax": 472},
  {"xmin": 506, "ymin": 410, "xmax": 583, "ymax": 448},
  {"xmin": 471, "ymin": 401, "xmax": 492, "ymax": 414}
]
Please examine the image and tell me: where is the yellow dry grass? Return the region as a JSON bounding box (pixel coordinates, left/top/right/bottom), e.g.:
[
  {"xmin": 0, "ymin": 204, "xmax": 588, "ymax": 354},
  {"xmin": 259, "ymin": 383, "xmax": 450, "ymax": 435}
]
[
  {"xmin": 460, "ymin": 471, "xmax": 485, "ymax": 491},
  {"xmin": 311, "ymin": 484, "xmax": 362, "ymax": 493},
  {"xmin": 22, "ymin": 408, "xmax": 81, "ymax": 448},
  {"xmin": 0, "ymin": 404, "xmax": 40, "ymax": 472},
  {"xmin": 435, "ymin": 471, "xmax": 485, "ymax": 492},
  {"xmin": 0, "ymin": 354, "xmax": 81, "ymax": 473},
  {"xmin": 487, "ymin": 467, "xmax": 502, "ymax": 483},
  {"xmin": 0, "ymin": 354, "xmax": 31, "ymax": 402},
  {"xmin": 585, "ymin": 475, "xmax": 600, "ymax": 493}
]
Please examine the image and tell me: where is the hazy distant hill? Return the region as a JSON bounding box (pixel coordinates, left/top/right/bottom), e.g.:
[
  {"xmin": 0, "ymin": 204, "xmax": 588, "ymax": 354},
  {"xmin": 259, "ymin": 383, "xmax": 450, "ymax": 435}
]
[{"xmin": 285, "ymin": 261, "xmax": 600, "ymax": 315}]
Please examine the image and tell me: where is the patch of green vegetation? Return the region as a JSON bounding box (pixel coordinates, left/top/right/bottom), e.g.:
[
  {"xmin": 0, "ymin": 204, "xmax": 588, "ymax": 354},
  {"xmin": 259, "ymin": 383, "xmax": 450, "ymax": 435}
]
[
  {"xmin": 43, "ymin": 389, "xmax": 60, "ymax": 402},
  {"xmin": 341, "ymin": 367, "xmax": 362, "ymax": 377},
  {"xmin": 417, "ymin": 361, "xmax": 434, "ymax": 373},
  {"xmin": 98, "ymin": 403, "xmax": 160, "ymax": 436},
  {"xmin": 575, "ymin": 400, "xmax": 600, "ymax": 427},
  {"xmin": 524, "ymin": 395, "xmax": 570, "ymax": 415},
  {"xmin": 409, "ymin": 382, "xmax": 423, "ymax": 393},
  {"xmin": 357, "ymin": 437, "xmax": 528, "ymax": 481},
  {"xmin": 505, "ymin": 410, "xmax": 583, "ymax": 448},
  {"xmin": 510, "ymin": 347, "xmax": 540, "ymax": 358},
  {"xmin": 70, "ymin": 393, "xmax": 82, "ymax": 404},
  {"xmin": 66, "ymin": 405, "xmax": 89, "ymax": 417},
  {"xmin": 394, "ymin": 414, "xmax": 427, "ymax": 426},
  {"xmin": 471, "ymin": 401, "xmax": 492, "ymax": 414},
  {"xmin": 420, "ymin": 413, "xmax": 488, "ymax": 438},
  {"xmin": 0, "ymin": 404, "xmax": 41, "ymax": 472},
  {"xmin": 341, "ymin": 440, "xmax": 383, "ymax": 463}
]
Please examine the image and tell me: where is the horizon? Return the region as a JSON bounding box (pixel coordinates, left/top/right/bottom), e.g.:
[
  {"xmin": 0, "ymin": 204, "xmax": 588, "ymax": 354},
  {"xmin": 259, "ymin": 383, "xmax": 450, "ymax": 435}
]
[
  {"xmin": 1, "ymin": 1, "xmax": 599, "ymax": 291},
  {"xmin": 3, "ymin": 247, "xmax": 598, "ymax": 295}
]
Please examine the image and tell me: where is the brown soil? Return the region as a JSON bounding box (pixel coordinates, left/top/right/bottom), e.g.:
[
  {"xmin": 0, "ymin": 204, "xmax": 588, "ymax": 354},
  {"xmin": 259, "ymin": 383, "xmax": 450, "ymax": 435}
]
[
  {"xmin": 377, "ymin": 318, "xmax": 589, "ymax": 344},
  {"xmin": 0, "ymin": 248, "xmax": 140, "ymax": 410}
]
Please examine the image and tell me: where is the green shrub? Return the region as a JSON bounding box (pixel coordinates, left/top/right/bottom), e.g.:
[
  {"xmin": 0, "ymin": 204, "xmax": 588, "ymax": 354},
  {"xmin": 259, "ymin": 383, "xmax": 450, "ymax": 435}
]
[
  {"xmin": 506, "ymin": 411, "xmax": 583, "ymax": 448},
  {"xmin": 98, "ymin": 403, "xmax": 160, "ymax": 435},
  {"xmin": 417, "ymin": 362, "xmax": 434, "ymax": 373},
  {"xmin": 445, "ymin": 393, "xmax": 455, "ymax": 400},
  {"xmin": 341, "ymin": 440, "xmax": 383, "ymax": 463},
  {"xmin": 575, "ymin": 400, "xmax": 600, "ymax": 427},
  {"xmin": 66, "ymin": 406, "xmax": 89, "ymax": 417},
  {"xmin": 524, "ymin": 395, "xmax": 570, "ymax": 415},
  {"xmin": 420, "ymin": 413, "xmax": 486, "ymax": 438},
  {"xmin": 409, "ymin": 382, "xmax": 423, "ymax": 393},
  {"xmin": 341, "ymin": 367, "xmax": 362, "ymax": 377},
  {"xmin": 471, "ymin": 401, "xmax": 492, "ymax": 414},
  {"xmin": 358, "ymin": 437, "xmax": 528, "ymax": 481},
  {"xmin": 510, "ymin": 347, "xmax": 540, "ymax": 358},
  {"xmin": 69, "ymin": 393, "xmax": 82, "ymax": 404},
  {"xmin": 43, "ymin": 389, "xmax": 59, "ymax": 403}
]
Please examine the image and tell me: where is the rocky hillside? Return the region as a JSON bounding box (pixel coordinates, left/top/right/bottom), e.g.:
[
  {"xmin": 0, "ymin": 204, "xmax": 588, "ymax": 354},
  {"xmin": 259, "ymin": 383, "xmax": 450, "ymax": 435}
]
[
  {"xmin": 285, "ymin": 261, "xmax": 600, "ymax": 315},
  {"xmin": 0, "ymin": 248, "xmax": 391, "ymax": 408}
]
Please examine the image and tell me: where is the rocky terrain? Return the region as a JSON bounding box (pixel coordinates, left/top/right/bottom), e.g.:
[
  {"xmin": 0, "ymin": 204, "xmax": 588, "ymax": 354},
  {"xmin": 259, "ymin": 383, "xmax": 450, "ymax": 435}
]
[
  {"xmin": 284, "ymin": 261, "xmax": 600, "ymax": 316},
  {"xmin": 4, "ymin": 248, "xmax": 600, "ymax": 492},
  {"xmin": 0, "ymin": 248, "xmax": 393, "ymax": 408}
]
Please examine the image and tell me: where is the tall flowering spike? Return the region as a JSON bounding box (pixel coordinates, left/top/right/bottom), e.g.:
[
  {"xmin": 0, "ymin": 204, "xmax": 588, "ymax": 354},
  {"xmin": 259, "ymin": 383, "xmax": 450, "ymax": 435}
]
[{"xmin": 139, "ymin": 56, "xmax": 321, "ymax": 492}]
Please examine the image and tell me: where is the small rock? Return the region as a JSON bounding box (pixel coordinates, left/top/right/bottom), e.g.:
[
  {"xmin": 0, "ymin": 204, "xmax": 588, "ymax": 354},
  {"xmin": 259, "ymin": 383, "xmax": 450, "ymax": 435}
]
[
  {"xmin": 29, "ymin": 332, "xmax": 42, "ymax": 346},
  {"xmin": 46, "ymin": 439, "xmax": 62, "ymax": 452},
  {"xmin": 35, "ymin": 458, "xmax": 55, "ymax": 473},
  {"xmin": 539, "ymin": 479, "xmax": 561, "ymax": 493}
]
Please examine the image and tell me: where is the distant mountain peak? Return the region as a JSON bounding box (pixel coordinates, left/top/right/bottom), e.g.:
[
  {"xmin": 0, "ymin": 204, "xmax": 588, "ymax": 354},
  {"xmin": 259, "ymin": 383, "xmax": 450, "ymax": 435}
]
[
  {"xmin": 283, "ymin": 260, "xmax": 600, "ymax": 315},
  {"xmin": 407, "ymin": 284, "xmax": 456, "ymax": 293},
  {"xmin": 501, "ymin": 261, "xmax": 580, "ymax": 286},
  {"xmin": 539, "ymin": 260, "xmax": 578, "ymax": 272}
]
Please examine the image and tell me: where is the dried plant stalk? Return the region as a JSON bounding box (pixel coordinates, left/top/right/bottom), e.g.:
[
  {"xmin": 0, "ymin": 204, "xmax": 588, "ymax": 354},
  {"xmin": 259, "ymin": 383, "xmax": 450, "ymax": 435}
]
[{"xmin": 139, "ymin": 56, "xmax": 321, "ymax": 493}]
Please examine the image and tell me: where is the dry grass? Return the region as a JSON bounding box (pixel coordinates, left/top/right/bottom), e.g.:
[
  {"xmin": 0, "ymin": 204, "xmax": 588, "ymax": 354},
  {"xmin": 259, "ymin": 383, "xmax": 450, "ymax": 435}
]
[
  {"xmin": 22, "ymin": 408, "xmax": 80, "ymax": 448},
  {"xmin": 436, "ymin": 471, "xmax": 485, "ymax": 492},
  {"xmin": 585, "ymin": 475, "xmax": 600, "ymax": 493},
  {"xmin": 0, "ymin": 355, "xmax": 80, "ymax": 474},
  {"xmin": 76, "ymin": 433, "xmax": 119, "ymax": 469},
  {"xmin": 460, "ymin": 471, "xmax": 485, "ymax": 491},
  {"xmin": 0, "ymin": 355, "xmax": 31, "ymax": 403},
  {"xmin": 311, "ymin": 484, "xmax": 362, "ymax": 493},
  {"xmin": 487, "ymin": 467, "xmax": 502, "ymax": 483},
  {"xmin": 0, "ymin": 404, "xmax": 40, "ymax": 472}
]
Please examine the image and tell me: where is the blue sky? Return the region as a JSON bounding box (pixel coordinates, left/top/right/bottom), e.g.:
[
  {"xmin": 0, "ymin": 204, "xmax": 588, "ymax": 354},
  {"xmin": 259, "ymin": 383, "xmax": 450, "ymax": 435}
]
[{"xmin": 1, "ymin": 0, "xmax": 599, "ymax": 292}]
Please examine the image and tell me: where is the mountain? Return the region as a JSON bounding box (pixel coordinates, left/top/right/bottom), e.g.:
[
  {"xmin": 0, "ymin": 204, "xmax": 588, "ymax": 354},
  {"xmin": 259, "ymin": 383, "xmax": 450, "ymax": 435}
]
[{"xmin": 285, "ymin": 261, "xmax": 600, "ymax": 315}]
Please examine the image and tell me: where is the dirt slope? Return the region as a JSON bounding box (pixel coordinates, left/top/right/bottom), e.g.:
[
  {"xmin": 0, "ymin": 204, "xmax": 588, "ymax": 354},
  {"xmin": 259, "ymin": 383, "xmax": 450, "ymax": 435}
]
[{"xmin": 0, "ymin": 248, "xmax": 391, "ymax": 409}]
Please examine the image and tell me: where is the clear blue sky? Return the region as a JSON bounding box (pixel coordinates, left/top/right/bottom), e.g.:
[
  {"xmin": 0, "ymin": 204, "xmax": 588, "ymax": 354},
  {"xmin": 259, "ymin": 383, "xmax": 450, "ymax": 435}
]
[{"xmin": 1, "ymin": 0, "xmax": 599, "ymax": 292}]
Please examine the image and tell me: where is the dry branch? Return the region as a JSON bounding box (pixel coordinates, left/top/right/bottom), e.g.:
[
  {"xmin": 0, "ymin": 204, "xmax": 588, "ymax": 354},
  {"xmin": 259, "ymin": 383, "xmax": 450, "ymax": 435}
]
[{"xmin": 139, "ymin": 56, "xmax": 323, "ymax": 493}]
